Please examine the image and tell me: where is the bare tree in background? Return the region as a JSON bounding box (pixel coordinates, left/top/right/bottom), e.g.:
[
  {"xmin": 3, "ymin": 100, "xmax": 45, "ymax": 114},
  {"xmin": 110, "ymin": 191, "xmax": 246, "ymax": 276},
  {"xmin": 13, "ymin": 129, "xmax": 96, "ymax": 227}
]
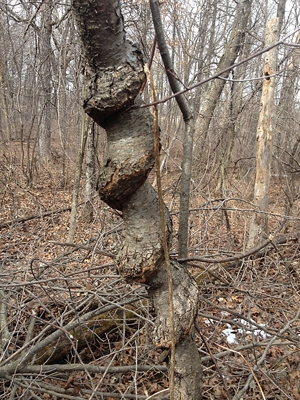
[
  {"xmin": 196, "ymin": 0, "xmax": 252, "ymax": 154},
  {"xmin": 38, "ymin": 0, "xmax": 54, "ymax": 162},
  {"xmin": 0, "ymin": 61, "xmax": 10, "ymax": 143}
]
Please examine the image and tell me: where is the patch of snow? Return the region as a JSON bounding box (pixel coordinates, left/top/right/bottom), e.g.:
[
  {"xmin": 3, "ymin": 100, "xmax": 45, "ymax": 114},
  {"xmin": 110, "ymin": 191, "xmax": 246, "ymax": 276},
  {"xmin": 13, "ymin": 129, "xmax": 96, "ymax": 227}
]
[{"xmin": 222, "ymin": 319, "xmax": 269, "ymax": 344}]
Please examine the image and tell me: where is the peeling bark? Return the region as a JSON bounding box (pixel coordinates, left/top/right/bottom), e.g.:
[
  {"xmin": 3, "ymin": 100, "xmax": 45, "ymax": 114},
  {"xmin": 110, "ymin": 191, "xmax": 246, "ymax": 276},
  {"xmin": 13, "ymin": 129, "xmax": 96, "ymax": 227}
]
[
  {"xmin": 72, "ymin": 1, "xmax": 202, "ymax": 398},
  {"xmin": 248, "ymin": 17, "xmax": 279, "ymax": 248}
]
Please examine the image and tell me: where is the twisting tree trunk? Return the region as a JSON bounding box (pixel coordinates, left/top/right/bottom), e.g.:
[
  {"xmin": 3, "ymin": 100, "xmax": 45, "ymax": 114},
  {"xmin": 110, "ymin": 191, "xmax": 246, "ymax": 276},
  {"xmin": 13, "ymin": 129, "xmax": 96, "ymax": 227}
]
[{"xmin": 72, "ymin": 1, "xmax": 202, "ymax": 399}]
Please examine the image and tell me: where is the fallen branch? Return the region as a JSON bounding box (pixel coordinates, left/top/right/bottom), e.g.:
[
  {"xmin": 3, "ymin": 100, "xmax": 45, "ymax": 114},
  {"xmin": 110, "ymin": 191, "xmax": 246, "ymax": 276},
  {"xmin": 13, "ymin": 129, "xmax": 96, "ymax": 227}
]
[
  {"xmin": 10, "ymin": 363, "xmax": 168, "ymax": 374},
  {"xmin": 0, "ymin": 296, "xmax": 139, "ymax": 377},
  {"xmin": 10, "ymin": 377, "xmax": 151, "ymax": 399},
  {"xmin": 0, "ymin": 206, "xmax": 71, "ymax": 229},
  {"xmin": 50, "ymin": 241, "xmax": 116, "ymax": 259},
  {"xmin": 178, "ymin": 235, "xmax": 288, "ymax": 264},
  {"xmin": 31, "ymin": 307, "xmax": 141, "ymax": 365}
]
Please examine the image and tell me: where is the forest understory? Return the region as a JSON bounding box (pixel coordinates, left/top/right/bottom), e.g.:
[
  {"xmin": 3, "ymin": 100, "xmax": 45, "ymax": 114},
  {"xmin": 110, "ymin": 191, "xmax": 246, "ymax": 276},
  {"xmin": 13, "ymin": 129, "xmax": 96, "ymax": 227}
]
[{"xmin": 0, "ymin": 141, "xmax": 300, "ymax": 400}]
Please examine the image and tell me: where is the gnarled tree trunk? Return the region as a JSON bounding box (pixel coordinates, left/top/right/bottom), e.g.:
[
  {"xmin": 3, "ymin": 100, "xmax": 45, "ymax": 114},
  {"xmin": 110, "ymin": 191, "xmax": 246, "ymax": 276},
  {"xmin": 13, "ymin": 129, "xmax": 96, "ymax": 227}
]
[{"xmin": 72, "ymin": 1, "xmax": 202, "ymax": 398}]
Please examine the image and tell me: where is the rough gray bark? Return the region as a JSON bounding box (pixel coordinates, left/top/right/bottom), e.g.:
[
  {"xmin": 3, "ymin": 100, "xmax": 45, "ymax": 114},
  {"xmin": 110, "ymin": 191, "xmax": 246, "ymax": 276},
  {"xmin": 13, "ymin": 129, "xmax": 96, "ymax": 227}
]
[
  {"xmin": 72, "ymin": 1, "xmax": 202, "ymax": 398},
  {"xmin": 72, "ymin": 0, "xmax": 145, "ymax": 125}
]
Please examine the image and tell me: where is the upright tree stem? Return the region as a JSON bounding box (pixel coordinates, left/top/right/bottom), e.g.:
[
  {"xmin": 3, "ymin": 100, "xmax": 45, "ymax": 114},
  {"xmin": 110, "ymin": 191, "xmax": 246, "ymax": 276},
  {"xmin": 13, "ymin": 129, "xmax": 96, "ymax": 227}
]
[{"xmin": 149, "ymin": 0, "xmax": 194, "ymax": 259}]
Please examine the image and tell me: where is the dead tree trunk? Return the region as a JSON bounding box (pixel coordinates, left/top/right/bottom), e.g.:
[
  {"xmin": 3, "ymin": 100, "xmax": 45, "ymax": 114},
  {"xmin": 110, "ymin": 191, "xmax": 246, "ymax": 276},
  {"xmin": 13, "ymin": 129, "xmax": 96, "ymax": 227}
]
[
  {"xmin": 248, "ymin": 17, "xmax": 279, "ymax": 248},
  {"xmin": 72, "ymin": 1, "xmax": 202, "ymax": 398}
]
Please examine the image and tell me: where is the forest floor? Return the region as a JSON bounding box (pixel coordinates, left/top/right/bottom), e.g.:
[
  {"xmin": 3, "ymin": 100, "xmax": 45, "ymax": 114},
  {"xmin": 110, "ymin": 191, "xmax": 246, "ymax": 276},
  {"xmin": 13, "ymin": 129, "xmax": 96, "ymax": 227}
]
[{"xmin": 0, "ymin": 144, "xmax": 300, "ymax": 399}]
